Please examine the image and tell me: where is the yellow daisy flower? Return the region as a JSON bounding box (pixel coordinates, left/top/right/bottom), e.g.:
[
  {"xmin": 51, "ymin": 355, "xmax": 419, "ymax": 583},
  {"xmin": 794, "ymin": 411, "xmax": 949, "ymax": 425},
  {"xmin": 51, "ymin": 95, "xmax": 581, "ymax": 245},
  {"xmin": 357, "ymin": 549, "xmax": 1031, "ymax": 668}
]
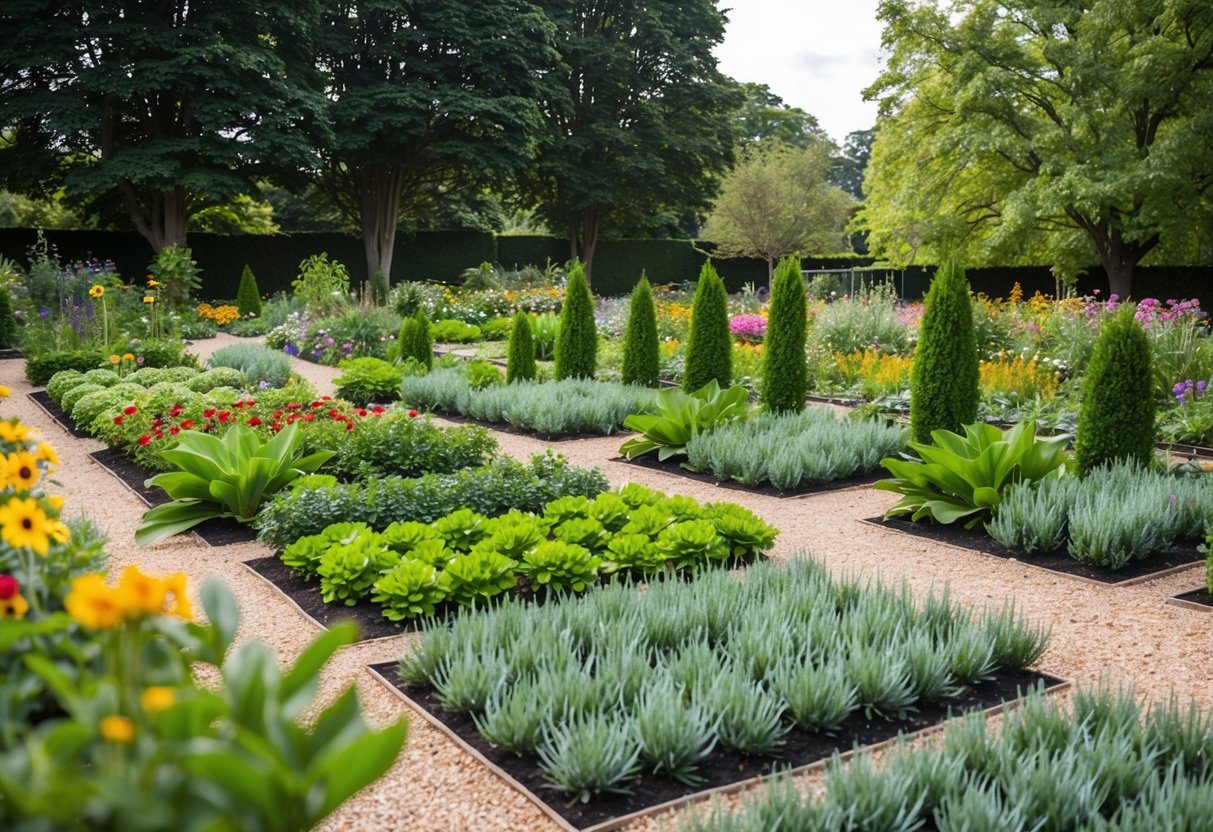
[
  {"xmin": 65, "ymin": 573, "xmax": 125, "ymax": 628},
  {"xmin": 47, "ymin": 494, "xmax": 64, "ymax": 511},
  {"xmin": 122, "ymin": 353, "xmax": 135, "ymax": 362},
  {"xmin": 162, "ymin": 572, "xmax": 192, "ymax": 620},
  {"xmin": 89, "ymin": 284, "xmax": 105, "ymax": 299},
  {"xmin": 0, "ymin": 421, "xmax": 31, "ymax": 444},
  {"xmin": 141, "ymin": 686, "xmax": 176, "ymax": 713},
  {"xmin": 4, "ymin": 451, "xmax": 39, "ymax": 491},
  {"xmin": 35, "ymin": 443, "xmax": 59, "ymax": 466},
  {"xmin": 100, "ymin": 715, "xmax": 134, "ymax": 743},
  {"xmin": 143, "ymin": 296, "xmax": 155, "ymax": 304},
  {"xmin": 0, "ymin": 386, "xmax": 10, "ymax": 399},
  {"xmin": 115, "ymin": 565, "xmax": 167, "ymax": 615},
  {"xmin": 109, "ymin": 354, "xmax": 121, "ymax": 365},
  {"xmin": 48, "ymin": 520, "xmax": 70, "ymax": 544},
  {"xmin": 0, "ymin": 592, "xmax": 28, "ymax": 619},
  {"xmin": 0, "ymin": 496, "xmax": 53, "ymax": 555}
]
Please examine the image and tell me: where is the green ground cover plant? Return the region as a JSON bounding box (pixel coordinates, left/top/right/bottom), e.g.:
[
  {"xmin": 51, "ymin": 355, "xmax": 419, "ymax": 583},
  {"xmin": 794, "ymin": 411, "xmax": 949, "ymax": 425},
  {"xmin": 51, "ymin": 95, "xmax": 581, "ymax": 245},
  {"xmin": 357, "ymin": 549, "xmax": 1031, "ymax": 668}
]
[
  {"xmin": 280, "ymin": 484, "xmax": 777, "ymax": 619},
  {"xmin": 685, "ymin": 408, "xmax": 908, "ymax": 490},
  {"xmin": 430, "ymin": 319, "xmax": 483, "ymax": 343},
  {"xmin": 207, "ymin": 342, "xmax": 293, "ymax": 388},
  {"xmin": 397, "ymin": 558, "xmax": 1047, "ymax": 804},
  {"xmin": 324, "ymin": 410, "xmax": 497, "ymax": 481},
  {"xmin": 402, "ymin": 366, "xmax": 657, "ymax": 436},
  {"xmin": 255, "ymin": 452, "xmax": 609, "ymax": 546},
  {"xmin": 333, "ymin": 357, "xmax": 403, "ymax": 406},
  {"xmin": 680, "ymin": 686, "xmax": 1213, "ymax": 831}
]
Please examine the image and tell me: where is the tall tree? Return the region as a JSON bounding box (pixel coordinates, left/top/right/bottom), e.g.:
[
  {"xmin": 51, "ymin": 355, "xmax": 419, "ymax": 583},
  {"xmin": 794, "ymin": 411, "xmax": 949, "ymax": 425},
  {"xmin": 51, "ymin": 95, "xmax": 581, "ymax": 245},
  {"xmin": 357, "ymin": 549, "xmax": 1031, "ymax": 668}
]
[
  {"xmin": 861, "ymin": 0, "xmax": 1213, "ymax": 297},
  {"xmin": 0, "ymin": 1, "xmax": 325, "ymax": 252},
  {"xmin": 733, "ymin": 82, "xmax": 828, "ymax": 150},
  {"xmin": 523, "ymin": 0, "xmax": 739, "ymax": 285},
  {"xmin": 699, "ymin": 141, "xmax": 854, "ymax": 283},
  {"xmin": 314, "ymin": 1, "xmax": 554, "ymax": 299},
  {"xmin": 830, "ymin": 128, "xmax": 876, "ymax": 199}
]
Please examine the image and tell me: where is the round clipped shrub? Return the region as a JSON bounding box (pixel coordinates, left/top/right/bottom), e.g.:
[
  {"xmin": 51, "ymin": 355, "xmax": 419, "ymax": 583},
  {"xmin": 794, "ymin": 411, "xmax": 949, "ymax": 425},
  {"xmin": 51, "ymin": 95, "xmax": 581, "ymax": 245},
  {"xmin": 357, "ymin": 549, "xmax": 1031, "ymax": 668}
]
[
  {"xmin": 1074, "ymin": 305, "xmax": 1155, "ymax": 475},
  {"xmin": 235, "ymin": 264, "xmax": 263, "ymax": 318},
  {"xmin": 910, "ymin": 261, "xmax": 978, "ymax": 444},
  {"xmin": 554, "ymin": 262, "xmax": 597, "ymax": 380},
  {"xmin": 398, "ymin": 309, "xmax": 433, "ymax": 370},
  {"xmin": 683, "ymin": 261, "xmax": 731, "ymax": 392},
  {"xmin": 507, "ymin": 311, "xmax": 536, "ymax": 384},
  {"xmin": 622, "ymin": 276, "xmax": 659, "ymax": 387},
  {"xmin": 762, "ymin": 256, "xmax": 806, "ymax": 412}
]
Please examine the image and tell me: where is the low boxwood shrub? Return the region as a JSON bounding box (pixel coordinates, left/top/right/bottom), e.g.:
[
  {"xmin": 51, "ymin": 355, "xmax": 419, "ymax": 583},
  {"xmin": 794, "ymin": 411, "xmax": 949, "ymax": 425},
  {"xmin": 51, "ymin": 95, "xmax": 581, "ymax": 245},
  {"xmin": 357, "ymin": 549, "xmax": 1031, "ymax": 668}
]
[
  {"xmin": 186, "ymin": 367, "xmax": 248, "ymax": 393},
  {"xmin": 685, "ymin": 408, "xmax": 908, "ymax": 490},
  {"xmin": 255, "ymin": 452, "xmax": 609, "ymax": 547},
  {"xmin": 46, "ymin": 370, "xmax": 88, "ymax": 404},
  {"xmin": 431, "ymin": 318, "xmax": 482, "ymax": 343},
  {"xmin": 326, "ymin": 410, "xmax": 497, "ymax": 481},
  {"xmin": 333, "ymin": 357, "xmax": 403, "ymax": 406},
  {"xmin": 402, "ymin": 366, "xmax": 657, "ymax": 436},
  {"xmin": 398, "ymin": 558, "xmax": 1048, "ymax": 803},
  {"xmin": 27, "ymin": 350, "xmax": 104, "ymax": 387}
]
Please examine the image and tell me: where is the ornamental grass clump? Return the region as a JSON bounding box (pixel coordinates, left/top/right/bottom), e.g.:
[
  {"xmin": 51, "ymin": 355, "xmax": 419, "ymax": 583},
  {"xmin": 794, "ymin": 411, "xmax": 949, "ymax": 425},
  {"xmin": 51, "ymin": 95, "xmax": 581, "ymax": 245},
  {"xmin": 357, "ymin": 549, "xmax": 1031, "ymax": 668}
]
[
  {"xmin": 909, "ymin": 261, "xmax": 978, "ymax": 444},
  {"xmin": 683, "ymin": 261, "xmax": 731, "ymax": 391},
  {"xmin": 554, "ymin": 262, "xmax": 597, "ymax": 380},
  {"xmin": 621, "ymin": 276, "xmax": 660, "ymax": 387},
  {"xmin": 1074, "ymin": 305, "xmax": 1155, "ymax": 475},
  {"xmin": 761, "ymin": 256, "xmax": 807, "ymax": 413},
  {"xmin": 506, "ymin": 311, "xmax": 536, "ymax": 383}
]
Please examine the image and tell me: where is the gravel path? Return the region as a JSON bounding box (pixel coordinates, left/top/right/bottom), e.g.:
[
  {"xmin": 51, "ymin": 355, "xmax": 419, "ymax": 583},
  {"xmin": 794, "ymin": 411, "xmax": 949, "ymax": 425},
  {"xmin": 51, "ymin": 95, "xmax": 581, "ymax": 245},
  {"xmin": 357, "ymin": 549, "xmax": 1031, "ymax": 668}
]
[{"xmin": 13, "ymin": 334, "xmax": 1212, "ymax": 831}]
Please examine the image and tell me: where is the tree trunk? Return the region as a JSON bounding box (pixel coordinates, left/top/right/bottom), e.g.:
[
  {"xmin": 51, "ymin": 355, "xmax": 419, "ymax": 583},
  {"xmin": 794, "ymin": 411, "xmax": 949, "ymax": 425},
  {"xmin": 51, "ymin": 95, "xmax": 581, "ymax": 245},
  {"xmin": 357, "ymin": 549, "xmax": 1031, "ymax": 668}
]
[
  {"xmin": 122, "ymin": 185, "xmax": 188, "ymax": 252},
  {"xmin": 357, "ymin": 162, "xmax": 405, "ymax": 304},
  {"xmin": 581, "ymin": 207, "xmax": 600, "ymax": 287},
  {"xmin": 767, "ymin": 256, "xmax": 774, "ymax": 287},
  {"xmin": 1069, "ymin": 209, "xmax": 1159, "ymax": 301}
]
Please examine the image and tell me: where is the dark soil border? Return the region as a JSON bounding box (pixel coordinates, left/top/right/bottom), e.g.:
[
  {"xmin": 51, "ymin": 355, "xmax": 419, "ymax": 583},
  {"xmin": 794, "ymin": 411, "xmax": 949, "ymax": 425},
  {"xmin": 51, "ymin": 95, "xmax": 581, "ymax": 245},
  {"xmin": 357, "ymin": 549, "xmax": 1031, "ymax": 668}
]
[
  {"xmin": 0, "ymin": 348, "xmax": 23, "ymax": 360},
  {"xmin": 368, "ymin": 661, "xmax": 1065, "ymax": 832},
  {"xmin": 1167, "ymin": 588, "xmax": 1213, "ymax": 613},
  {"xmin": 423, "ymin": 408, "xmax": 623, "ymax": 442},
  {"xmin": 863, "ymin": 515, "xmax": 1202, "ymax": 586},
  {"xmin": 27, "ymin": 391, "xmax": 93, "ymax": 439},
  {"xmin": 613, "ymin": 454, "xmax": 884, "ymax": 499},
  {"xmin": 87, "ymin": 448, "xmax": 257, "ymax": 547},
  {"xmin": 1157, "ymin": 440, "xmax": 1213, "ymax": 460}
]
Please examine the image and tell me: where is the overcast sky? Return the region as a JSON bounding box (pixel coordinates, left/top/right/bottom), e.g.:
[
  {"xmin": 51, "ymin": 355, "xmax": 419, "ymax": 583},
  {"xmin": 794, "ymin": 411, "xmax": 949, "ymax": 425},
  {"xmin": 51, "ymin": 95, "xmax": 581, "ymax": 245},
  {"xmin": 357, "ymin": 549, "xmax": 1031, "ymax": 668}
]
[{"xmin": 715, "ymin": 0, "xmax": 885, "ymax": 144}]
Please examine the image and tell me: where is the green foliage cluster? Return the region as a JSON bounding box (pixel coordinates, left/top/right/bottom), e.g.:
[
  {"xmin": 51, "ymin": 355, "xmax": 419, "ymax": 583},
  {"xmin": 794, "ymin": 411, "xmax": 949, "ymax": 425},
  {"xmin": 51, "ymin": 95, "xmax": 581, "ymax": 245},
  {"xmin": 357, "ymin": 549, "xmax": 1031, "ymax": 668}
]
[
  {"xmin": 529, "ymin": 313, "xmax": 561, "ymax": 360},
  {"xmin": 27, "ymin": 351, "xmax": 105, "ymax": 386},
  {"xmin": 681, "ymin": 686, "xmax": 1213, "ymax": 831},
  {"xmin": 761, "ymin": 256, "xmax": 807, "ymax": 412},
  {"xmin": 621, "ymin": 276, "xmax": 659, "ymax": 387},
  {"xmin": 282, "ymin": 485, "xmax": 778, "ymax": 620},
  {"xmin": 683, "ymin": 261, "xmax": 731, "ymax": 391},
  {"xmin": 555, "ymin": 263, "xmax": 597, "ymax": 380},
  {"xmin": 397, "ymin": 310, "xmax": 434, "ymax": 370},
  {"xmin": 0, "ymin": 285, "xmax": 15, "ymax": 349},
  {"xmin": 255, "ymin": 452, "xmax": 609, "ymax": 547},
  {"xmin": 464, "ymin": 360, "xmax": 503, "ymax": 390},
  {"xmin": 988, "ymin": 461, "xmax": 1213, "ymax": 570},
  {"xmin": 909, "ymin": 262, "xmax": 978, "ymax": 444},
  {"xmin": 685, "ymin": 408, "xmax": 908, "ymax": 491},
  {"xmin": 506, "ymin": 311, "xmax": 536, "ymax": 383},
  {"xmin": 334, "ymin": 357, "xmax": 403, "ymax": 406},
  {"xmin": 877, "ymin": 421, "xmax": 1070, "ymax": 529},
  {"xmin": 293, "ymin": 254, "xmax": 351, "ymax": 317},
  {"xmin": 207, "ymin": 342, "xmax": 293, "ymax": 389},
  {"xmin": 148, "ymin": 245, "xmax": 201, "ymax": 306},
  {"xmin": 326, "ymin": 411, "xmax": 496, "ymax": 482},
  {"xmin": 1074, "ymin": 306, "xmax": 1156, "ymax": 475},
  {"xmin": 400, "ymin": 558, "xmax": 1047, "ymax": 802},
  {"xmin": 402, "ymin": 366, "xmax": 657, "ymax": 436},
  {"xmin": 430, "ymin": 319, "xmax": 483, "ymax": 343},
  {"xmin": 619, "ymin": 381, "xmax": 752, "ymax": 461},
  {"xmin": 235, "ymin": 264, "xmax": 262, "ymax": 318}
]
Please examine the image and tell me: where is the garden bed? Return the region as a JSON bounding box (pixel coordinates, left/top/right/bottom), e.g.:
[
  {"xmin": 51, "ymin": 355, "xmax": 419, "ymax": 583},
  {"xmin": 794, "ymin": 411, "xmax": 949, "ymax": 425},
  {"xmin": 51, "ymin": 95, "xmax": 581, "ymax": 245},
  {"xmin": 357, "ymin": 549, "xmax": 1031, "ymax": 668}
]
[
  {"xmin": 427, "ymin": 410, "xmax": 597, "ymax": 442},
  {"xmin": 0, "ymin": 348, "xmax": 23, "ymax": 360},
  {"xmin": 864, "ymin": 515, "xmax": 1203, "ymax": 586},
  {"xmin": 87, "ymin": 448, "xmax": 257, "ymax": 546},
  {"xmin": 27, "ymin": 390, "xmax": 93, "ymax": 439},
  {"xmin": 613, "ymin": 455, "xmax": 884, "ymax": 498},
  {"xmin": 1167, "ymin": 588, "xmax": 1213, "ymax": 613},
  {"xmin": 368, "ymin": 661, "xmax": 1064, "ymax": 832}
]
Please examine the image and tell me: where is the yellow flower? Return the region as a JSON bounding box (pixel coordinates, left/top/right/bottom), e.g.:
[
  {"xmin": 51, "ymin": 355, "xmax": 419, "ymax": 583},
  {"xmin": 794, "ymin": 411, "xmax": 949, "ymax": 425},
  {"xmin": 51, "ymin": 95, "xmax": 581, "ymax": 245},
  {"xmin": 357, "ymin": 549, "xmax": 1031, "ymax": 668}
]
[
  {"xmin": 0, "ymin": 496, "xmax": 53, "ymax": 555},
  {"xmin": 122, "ymin": 353, "xmax": 135, "ymax": 362},
  {"xmin": 89, "ymin": 284, "xmax": 105, "ymax": 299},
  {"xmin": 65, "ymin": 573, "xmax": 125, "ymax": 628},
  {"xmin": 35, "ymin": 442, "xmax": 59, "ymax": 466},
  {"xmin": 48, "ymin": 520, "xmax": 70, "ymax": 544},
  {"xmin": 0, "ymin": 421, "xmax": 31, "ymax": 444},
  {"xmin": 47, "ymin": 495, "xmax": 64, "ymax": 511},
  {"xmin": 115, "ymin": 565, "xmax": 168, "ymax": 615},
  {"xmin": 147, "ymin": 278, "xmax": 162, "ymax": 288},
  {"xmin": 109, "ymin": 354, "xmax": 121, "ymax": 365},
  {"xmin": 143, "ymin": 296, "xmax": 155, "ymax": 304},
  {"xmin": 0, "ymin": 386, "xmax": 9, "ymax": 399},
  {"xmin": 1, "ymin": 592, "xmax": 28, "ymax": 619},
  {"xmin": 162, "ymin": 572, "xmax": 192, "ymax": 620},
  {"xmin": 100, "ymin": 715, "xmax": 134, "ymax": 743},
  {"xmin": 4, "ymin": 451, "xmax": 40, "ymax": 490},
  {"xmin": 141, "ymin": 686, "xmax": 176, "ymax": 714}
]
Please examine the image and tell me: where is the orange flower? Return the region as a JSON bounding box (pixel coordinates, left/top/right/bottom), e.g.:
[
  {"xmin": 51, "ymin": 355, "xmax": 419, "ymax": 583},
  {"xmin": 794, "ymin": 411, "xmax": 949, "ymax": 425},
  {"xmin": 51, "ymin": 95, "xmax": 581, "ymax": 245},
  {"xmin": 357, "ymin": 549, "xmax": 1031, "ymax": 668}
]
[
  {"xmin": 115, "ymin": 565, "xmax": 168, "ymax": 615},
  {"xmin": 65, "ymin": 574, "xmax": 126, "ymax": 629},
  {"xmin": 100, "ymin": 715, "xmax": 134, "ymax": 743},
  {"xmin": 141, "ymin": 686, "xmax": 176, "ymax": 714}
]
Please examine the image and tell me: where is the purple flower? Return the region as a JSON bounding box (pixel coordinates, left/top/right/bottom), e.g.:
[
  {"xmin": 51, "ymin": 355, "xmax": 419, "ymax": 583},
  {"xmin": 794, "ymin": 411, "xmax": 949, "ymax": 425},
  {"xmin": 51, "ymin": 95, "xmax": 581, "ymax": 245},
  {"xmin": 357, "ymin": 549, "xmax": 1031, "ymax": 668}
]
[
  {"xmin": 283, "ymin": 343, "xmax": 299, "ymax": 357},
  {"xmin": 729, "ymin": 314, "xmax": 767, "ymax": 341}
]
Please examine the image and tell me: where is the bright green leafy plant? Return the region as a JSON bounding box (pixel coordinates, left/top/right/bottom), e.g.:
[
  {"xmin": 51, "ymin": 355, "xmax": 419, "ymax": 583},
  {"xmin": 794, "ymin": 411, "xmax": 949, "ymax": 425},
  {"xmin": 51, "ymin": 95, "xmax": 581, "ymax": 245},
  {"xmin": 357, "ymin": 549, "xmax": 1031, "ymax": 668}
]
[
  {"xmin": 373, "ymin": 559, "xmax": 450, "ymax": 620},
  {"xmin": 876, "ymin": 421, "xmax": 1070, "ymax": 528},
  {"xmin": 519, "ymin": 540, "xmax": 602, "ymax": 593},
  {"xmin": 318, "ymin": 534, "xmax": 397, "ymax": 605},
  {"xmin": 442, "ymin": 548, "xmax": 518, "ymax": 606},
  {"xmin": 619, "ymin": 380, "xmax": 752, "ymax": 461},
  {"xmin": 136, "ymin": 422, "xmax": 334, "ymax": 545},
  {"xmin": 334, "ymin": 357, "xmax": 403, "ymax": 406}
]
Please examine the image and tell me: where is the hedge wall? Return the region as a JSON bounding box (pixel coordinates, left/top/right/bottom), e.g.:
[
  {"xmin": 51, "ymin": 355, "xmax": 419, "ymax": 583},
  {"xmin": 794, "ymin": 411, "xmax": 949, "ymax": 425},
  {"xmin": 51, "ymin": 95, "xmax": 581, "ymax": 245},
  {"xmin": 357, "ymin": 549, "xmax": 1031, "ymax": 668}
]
[{"xmin": 0, "ymin": 227, "xmax": 1208, "ymax": 304}]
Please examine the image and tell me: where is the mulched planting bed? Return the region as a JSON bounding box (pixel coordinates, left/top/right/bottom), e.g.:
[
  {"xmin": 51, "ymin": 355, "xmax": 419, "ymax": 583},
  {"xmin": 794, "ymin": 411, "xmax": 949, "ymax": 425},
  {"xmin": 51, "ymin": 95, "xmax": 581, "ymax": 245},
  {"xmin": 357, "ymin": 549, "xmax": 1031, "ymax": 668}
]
[
  {"xmin": 424, "ymin": 409, "xmax": 615, "ymax": 442},
  {"xmin": 368, "ymin": 660, "xmax": 1063, "ymax": 832},
  {"xmin": 864, "ymin": 515, "xmax": 1203, "ymax": 586},
  {"xmin": 613, "ymin": 455, "xmax": 884, "ymax": 499},
  {"xmin": 0, "ymin": 349, "xmax": 23, "ymax": 360},
  {"xmin": 27, "ymin": 391, "xmax": 93, "ymax": 439},
  {"xmin": 87, "ymin": 448, "xmax": 256, "ymax": 546},
  {"xmin": 1168, "ymin": 588, "xmax": 1213, "ymax": 613}
]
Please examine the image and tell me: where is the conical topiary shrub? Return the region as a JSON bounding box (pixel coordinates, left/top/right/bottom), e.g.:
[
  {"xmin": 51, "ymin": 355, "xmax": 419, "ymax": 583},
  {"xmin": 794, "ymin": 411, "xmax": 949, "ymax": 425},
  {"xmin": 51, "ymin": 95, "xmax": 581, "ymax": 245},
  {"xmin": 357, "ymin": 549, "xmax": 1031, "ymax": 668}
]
[
  {"xmin": 554, "ymin": 262, "xmax": 597, "ymax": 380},
  {"xmin": 1074, "ymin": 305, "xmax": 1155, "ymax": 475},
  {"xmin": 0, "ymin": 286, "xmax": 15, "ymax": 349},
  {"xmin": 762, "ymin": 256, "xmax": 806, "ymax": 412},
  {"xmin": 621, "ymin": 275, "xmax": 659, "ymax": 387},
  {"xmin": 507, "ymin": 310, "xmax": 536, "ymax": 383},
  {"xmin": 683, "ymin": 260, "xmax": 731, "ymax": 391},
  {"xmin": 235, "ymin": 264, "xmax": 263, "ymax": 318},
  {"xmin": 910, "ymin": 261, "xmax": 978, "ymax": 444},
  {"xmin": 398, "ymin": 309, "xmax": 433, "ymax": 370}
]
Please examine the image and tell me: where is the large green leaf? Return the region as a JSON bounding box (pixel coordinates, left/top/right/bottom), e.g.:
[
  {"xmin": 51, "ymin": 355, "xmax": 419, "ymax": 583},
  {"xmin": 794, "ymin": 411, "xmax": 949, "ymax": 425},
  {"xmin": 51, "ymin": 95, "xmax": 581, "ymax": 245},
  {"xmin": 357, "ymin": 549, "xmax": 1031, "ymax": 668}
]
[
  {"xmin": 136, "ymin": 500, "xmax": 231, "ymax": 546},
  {"xmin": 144, "ymin": 471, "xmax": 214, "ymax": 502}
]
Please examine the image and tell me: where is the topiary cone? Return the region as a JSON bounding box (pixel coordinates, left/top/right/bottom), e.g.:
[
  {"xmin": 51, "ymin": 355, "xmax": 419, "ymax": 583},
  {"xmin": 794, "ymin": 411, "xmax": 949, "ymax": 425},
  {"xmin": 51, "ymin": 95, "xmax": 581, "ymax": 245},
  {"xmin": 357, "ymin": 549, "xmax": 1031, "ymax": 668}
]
[
  {"xmin": 622, "ymin": 274, "xmax": 660, "ymax": 387},
  {"xmin": 910, "ymin": 261, "xmax": 978, "ymax": 444},
  {"xmin": 683, "ymin": 260, "xmax": 731, "ymax": 391}
]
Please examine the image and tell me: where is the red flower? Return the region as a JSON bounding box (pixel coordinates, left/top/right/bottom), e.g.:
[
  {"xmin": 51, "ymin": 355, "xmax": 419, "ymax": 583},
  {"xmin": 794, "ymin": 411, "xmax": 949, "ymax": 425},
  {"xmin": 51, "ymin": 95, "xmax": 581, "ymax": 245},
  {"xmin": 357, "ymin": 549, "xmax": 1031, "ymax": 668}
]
[
  {"xmin": 286, "ymin": 402, "xmax": 302, "ymax": 410},
  {"xmin": 321, "ymin": 396, "xmax": 331, "ymax": 401},
  {"xmin": 203, "ymin": 408, "xmax": 216, "ymax": 418},
  {"xmin": 169, "ymin": 404, "xmax": 182, "ymax": 417},
  {"xmin": 0, "ymin": 575, "xmax": 18, "ymax": 600},
  {"xmin": 371, "ymin": 406, "xmax": 385, "ymax": 414},
  {"xmin": 247, "ymin": 416, "xmax": 262, "ymax": 427},
  {"xmin": 152, "ymin": 419, "xmax": 163, "ymax": 428},
  {"xmin": 234, "ymin": 401, "xmax": 245, "ymax": 409},
  {"xmin": 218, "ymin": 411, "xmax": 231, "ymax": 422},
  {"xmin": 356, "ymin": 408, "xmax": 368, "ymax": 417},
  {"xmin": 169, "ymin": 426, "xmax": 180, "ymax": 436},
  {"xmin": 329, "ymin": 409, "xmax": 340, "ymax": 419},
  {"xmin": 273, "ymin": 410, "xmax": 283, "ymax": 419},
  {"xmin": 155, "ymin": 430, "xmax": 165, "ymax": 439},
  {"xmin": 113, "ymin": 416, "xmax": 124, "ymax": 425},
  {"xmin": 138, "ymin": 435, "xmax": 153, "ymax": 446},
  {"xmin": 302, "ymin": 414, "xmax": 314, "ymax": 422},
  {"xmin": 270, "ymin": 422, "xmax": 282, "ymax": 432},
  {"xmin": 408, "ymin": 409, "xmax": 419, "ymax": 418},
  {"xmin": 180, "ymin": 419, "xmax": 194, "ymax": 429},
  {"xmin": 346, "ymin": 422, "xmax": 355, "ymax": 431},
  {"xmin": 310, "ymin": 401, "xmax": 323, "ymax": 409},
  {"xmin": 245, "ymin": 400, "xmax": 256, "ymax": 407},
  {"xmin": 123, "ymin": 405, "xmax": 138, "ymax": 415}
]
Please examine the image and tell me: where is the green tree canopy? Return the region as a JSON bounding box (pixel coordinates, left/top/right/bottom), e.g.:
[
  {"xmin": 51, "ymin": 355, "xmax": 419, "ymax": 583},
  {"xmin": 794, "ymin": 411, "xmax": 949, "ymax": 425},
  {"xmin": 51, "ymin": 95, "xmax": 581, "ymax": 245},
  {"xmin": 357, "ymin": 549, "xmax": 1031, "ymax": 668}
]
[
  {"xmin": 522, "ymin": 0, "xmax": 739, "ymax": 285},
  {"xmin": 830, "ymin": 128, "xmax": 876, "ymax": 199},
  {"xmin": 0, "ymin": 0, "xmax": 326, "ymax": 252},
  {"xmin": 733, "ymin": 83, "xmax": 828, "ymax": 150},
  {"xmin": 861, "ymin": 0, "xmax": 1213, "ymax": 297},
  {"xmin": 700, "ymin": 141, "xmax": 855, "ymax": 283}
]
